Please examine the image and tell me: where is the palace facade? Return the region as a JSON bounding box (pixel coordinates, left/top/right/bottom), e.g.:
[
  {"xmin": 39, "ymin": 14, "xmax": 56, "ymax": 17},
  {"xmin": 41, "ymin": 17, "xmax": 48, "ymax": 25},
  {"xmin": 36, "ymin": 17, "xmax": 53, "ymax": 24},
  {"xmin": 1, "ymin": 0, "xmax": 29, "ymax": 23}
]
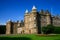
[{"xmin": 6, "ymin": 6, "xmax": 60, "ymax": 34}]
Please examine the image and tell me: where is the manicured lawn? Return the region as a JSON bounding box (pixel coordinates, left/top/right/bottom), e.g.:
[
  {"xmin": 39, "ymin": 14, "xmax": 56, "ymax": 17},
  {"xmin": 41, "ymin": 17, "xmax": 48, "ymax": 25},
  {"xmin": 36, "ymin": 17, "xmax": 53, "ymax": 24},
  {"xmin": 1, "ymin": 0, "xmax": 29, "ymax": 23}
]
[{"xmin": 0, "ymin": 34, "xmax": 60, "ymax": 40}]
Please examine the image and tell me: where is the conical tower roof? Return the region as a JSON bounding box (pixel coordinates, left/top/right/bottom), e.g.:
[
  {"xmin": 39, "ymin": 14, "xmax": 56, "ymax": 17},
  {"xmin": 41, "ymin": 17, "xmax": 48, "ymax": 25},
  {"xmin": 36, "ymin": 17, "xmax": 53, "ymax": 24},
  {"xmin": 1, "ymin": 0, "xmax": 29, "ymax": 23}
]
[
  {"xmin": 25, "ymin": 9, "xmax": 29, "ymax": 15},
  {"xmin": 25, "ymin": 9, "xmax": 28, "ymax": 13},
  {"xmin": 32, "ymin": 5, "xmax": 36, "ymax": 10}
]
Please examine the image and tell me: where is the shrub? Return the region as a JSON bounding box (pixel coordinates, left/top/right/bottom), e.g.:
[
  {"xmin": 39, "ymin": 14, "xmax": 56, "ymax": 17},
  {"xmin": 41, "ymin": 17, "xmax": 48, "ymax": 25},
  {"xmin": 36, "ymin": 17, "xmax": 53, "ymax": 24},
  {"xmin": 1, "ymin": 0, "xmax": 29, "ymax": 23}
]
[{"xmin": 54, "ymin": 27, "xmax": 60, "ymax": 34}]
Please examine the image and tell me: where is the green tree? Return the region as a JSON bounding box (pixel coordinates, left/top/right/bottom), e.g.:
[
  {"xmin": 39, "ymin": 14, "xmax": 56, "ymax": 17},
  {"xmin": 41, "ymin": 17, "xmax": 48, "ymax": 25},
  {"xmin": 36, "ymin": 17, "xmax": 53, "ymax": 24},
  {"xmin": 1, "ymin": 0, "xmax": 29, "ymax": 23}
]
[
  {"xmin": 0, "ymin": 25, "xmax": 6, "ymax": 34},
  {"xmin": 42, "ymin": 24, "xmax": 55, "ymax": 34}
]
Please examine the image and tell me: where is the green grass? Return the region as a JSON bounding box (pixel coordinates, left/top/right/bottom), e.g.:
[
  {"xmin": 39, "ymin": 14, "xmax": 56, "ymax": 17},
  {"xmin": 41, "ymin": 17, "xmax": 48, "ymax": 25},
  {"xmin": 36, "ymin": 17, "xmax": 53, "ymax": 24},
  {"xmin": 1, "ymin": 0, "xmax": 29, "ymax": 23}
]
[{"xmin": 0, "ymin": 34, "xmax": 60, "ymax": 40}]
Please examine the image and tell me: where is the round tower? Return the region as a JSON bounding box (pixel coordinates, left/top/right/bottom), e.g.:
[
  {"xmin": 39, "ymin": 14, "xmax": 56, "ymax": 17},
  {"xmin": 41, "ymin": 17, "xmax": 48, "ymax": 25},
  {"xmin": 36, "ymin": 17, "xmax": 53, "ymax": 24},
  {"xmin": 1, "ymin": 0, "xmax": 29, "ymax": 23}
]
[
  {"xmin": 28, "ymin": 5, "xmax": 39, "ymax": 34},
  {"xmin": 24, "ymin": 9, "xmax": 29, "ymax": 34},
  {"xmin": 6, "ymin": 19, "xmax": 12, "ymax": 34},
  {"xmin": 24, "ymin": 9, "xmax": 29, "ymax": 24}
]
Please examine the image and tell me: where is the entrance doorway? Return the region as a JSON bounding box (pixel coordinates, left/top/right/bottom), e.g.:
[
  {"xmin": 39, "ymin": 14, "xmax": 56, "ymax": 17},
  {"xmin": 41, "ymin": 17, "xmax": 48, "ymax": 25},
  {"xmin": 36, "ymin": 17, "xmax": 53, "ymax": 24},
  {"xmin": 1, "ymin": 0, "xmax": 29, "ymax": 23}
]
[{"xmin": 29, "ymin": 30, "xmax": 31, "ymax": 34}]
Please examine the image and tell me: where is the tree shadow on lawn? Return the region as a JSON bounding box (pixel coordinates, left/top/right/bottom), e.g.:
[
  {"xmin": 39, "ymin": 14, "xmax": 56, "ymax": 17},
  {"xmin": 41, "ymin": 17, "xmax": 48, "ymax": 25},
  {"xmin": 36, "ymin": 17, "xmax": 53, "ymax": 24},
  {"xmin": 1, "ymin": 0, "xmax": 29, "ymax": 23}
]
[
  {"xmin": 0, "ymin": 37, "xmax": 31, "ymax": 40},
  {"xmin": 55, "ymin": 39, "xmax": 60, "ymax": 40}
]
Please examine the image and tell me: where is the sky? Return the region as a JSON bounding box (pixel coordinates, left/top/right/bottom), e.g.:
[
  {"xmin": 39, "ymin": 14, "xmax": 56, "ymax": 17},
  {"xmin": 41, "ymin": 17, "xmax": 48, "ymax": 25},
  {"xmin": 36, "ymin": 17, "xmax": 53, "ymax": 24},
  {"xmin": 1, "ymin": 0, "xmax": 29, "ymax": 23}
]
[{"xmin": 0, "ymin": 0, "xmax": 60, "ymax": 25}]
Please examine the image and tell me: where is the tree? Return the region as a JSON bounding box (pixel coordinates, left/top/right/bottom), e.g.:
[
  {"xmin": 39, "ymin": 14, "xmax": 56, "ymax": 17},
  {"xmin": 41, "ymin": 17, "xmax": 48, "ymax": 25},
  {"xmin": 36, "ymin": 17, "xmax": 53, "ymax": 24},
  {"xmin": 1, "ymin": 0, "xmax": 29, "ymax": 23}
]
[
  {"xmin": 0, "ymin": 25, "xmax": 6, "ymax": 34},
  {"xmin": 42, "ymin": 24, "xmax": 55, "ymax": 34}
]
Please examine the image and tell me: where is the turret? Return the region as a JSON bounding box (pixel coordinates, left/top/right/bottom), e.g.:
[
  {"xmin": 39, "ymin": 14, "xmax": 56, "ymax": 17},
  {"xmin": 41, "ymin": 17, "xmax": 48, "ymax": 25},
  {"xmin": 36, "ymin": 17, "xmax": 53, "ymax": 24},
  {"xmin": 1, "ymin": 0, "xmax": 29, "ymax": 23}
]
[
  {"xmin": 45, "ymin": 10, "xmax": 51, "ymax": 16},
  {"xmin": 17, "ymin": 20, "xmax": 21, "ymax": 27},
  {"xmin": 40, "ymin": 9, "xmax": 44, "ymax": 14},
  {"xmin": 45, "ymin": 10, "xmax": 51, "ymax": 25},
  {"xmin": 24, "ymin": 9, "xmax": 29, "ymax": 29},
  {"xmin": 32, "ymin": 5, "xmax": 37, "ymax": 12},
  {"xmin": 25, "ymin": 9, "xmax": 29, "ymax": 16}
]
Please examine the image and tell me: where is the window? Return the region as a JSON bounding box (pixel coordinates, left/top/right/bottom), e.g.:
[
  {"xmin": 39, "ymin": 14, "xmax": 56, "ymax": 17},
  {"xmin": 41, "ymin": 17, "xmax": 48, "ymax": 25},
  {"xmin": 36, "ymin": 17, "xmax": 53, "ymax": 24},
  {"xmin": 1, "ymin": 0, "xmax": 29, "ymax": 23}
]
[
  {"xmin": 34, "ymin": 23, "xmax": 36, "ymax": 27},
  {"xmin": 34, "ymin": 17, "xmax": 36, "ymax": 20},
  {"xmin": 17, "ymin": 28, "xmax": 22, "ymax": 33},
  {"xmin": 29, "ymin": 18, "xmax": 31, "ymax": 21}
]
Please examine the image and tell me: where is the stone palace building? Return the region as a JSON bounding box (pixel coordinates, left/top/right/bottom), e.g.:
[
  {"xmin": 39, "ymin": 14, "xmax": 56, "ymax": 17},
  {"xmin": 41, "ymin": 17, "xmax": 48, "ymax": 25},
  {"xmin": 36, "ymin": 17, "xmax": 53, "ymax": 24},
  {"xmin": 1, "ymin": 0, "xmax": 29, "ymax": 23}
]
[{"xmin": 6, "ymin": 6, "xmax": 60, "ymax": 34}]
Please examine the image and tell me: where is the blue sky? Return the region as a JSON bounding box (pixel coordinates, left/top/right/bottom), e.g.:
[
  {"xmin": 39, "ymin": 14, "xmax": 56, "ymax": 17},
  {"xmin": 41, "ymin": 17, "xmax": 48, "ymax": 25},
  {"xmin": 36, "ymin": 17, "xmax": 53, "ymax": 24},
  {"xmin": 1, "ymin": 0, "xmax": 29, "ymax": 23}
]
[{"xmin": 0, "ymin": 0, "xmax": 60, "ymax": 25}]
